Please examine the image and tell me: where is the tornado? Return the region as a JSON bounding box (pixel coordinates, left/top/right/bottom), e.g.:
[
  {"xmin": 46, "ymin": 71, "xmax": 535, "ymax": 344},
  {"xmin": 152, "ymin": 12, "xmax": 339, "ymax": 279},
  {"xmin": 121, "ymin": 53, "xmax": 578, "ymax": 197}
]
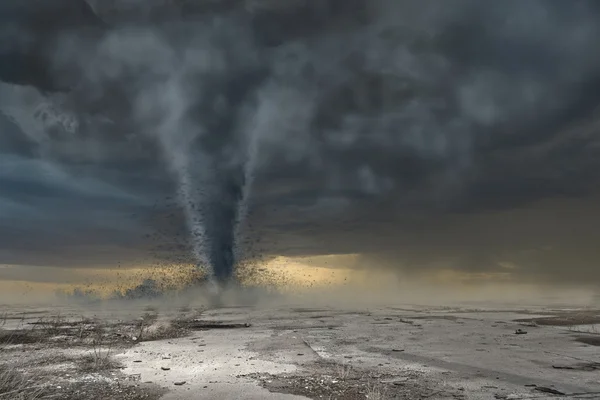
[
  {"xmin": 167, "ymin": 69, "xmax": 266, "ymax": 287},
  {"xmin": 202, "ymin": 167, "xmax": 245, "ymax": 284}
]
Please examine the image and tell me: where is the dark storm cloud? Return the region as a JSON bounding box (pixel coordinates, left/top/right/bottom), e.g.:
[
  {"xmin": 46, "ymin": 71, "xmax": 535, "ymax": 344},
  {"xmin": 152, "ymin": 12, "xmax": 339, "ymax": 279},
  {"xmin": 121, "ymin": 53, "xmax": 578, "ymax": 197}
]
[{"xmin": 1, "ymin": 0, "xmax": 600, "ymax": 283}]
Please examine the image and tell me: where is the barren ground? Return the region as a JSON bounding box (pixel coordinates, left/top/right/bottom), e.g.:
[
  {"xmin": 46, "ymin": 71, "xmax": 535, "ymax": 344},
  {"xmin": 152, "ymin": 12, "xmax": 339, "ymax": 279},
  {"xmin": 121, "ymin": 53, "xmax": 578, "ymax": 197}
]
[{"xmin": 1, "ymin": 301, "xmax": 600, "ymax": 399}]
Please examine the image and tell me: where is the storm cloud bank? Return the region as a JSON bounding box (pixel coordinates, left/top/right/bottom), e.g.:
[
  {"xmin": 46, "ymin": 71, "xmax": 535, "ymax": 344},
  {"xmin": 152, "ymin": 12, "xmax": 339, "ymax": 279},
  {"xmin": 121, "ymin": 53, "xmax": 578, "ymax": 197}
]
[{"xmin": 1, "ymin": 0, "xmax": 600, "ymax": 285}]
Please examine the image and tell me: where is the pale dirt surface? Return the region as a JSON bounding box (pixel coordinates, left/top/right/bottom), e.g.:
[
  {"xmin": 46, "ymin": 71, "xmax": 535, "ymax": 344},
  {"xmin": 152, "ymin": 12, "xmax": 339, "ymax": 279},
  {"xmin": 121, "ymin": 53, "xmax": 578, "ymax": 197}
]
[{"xmin": 1, "ymin": 302, "xmax": 600, "ymax": 399}]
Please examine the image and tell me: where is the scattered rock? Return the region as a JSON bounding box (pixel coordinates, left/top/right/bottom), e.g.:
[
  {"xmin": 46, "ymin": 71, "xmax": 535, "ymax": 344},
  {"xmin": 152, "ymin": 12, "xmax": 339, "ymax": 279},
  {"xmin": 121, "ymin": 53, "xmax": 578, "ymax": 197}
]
[
  {"xmin": 174, "ymin": 381, "xmax": 186, "ymax": 386},
  {"xmin": 179, "ymin": 320, "xmax": 251, "ymax": 330},
  {"xmin": 552, "ymin": 362, "xmax": 600, "ymax": 371},
  {"xmin": 534, "ymin": 387, "xmax": 565, "ymax": 395},
  {"xmin": 515, "ymin": 329, "xmax": 527, "ymax": 335},
  {"xmin": 161, "ymin": 367, "xmax": 171, "ymax": 371},
  {"xmin": 552, "ymin": 365, "xmax": 575, "ymax": 370}
]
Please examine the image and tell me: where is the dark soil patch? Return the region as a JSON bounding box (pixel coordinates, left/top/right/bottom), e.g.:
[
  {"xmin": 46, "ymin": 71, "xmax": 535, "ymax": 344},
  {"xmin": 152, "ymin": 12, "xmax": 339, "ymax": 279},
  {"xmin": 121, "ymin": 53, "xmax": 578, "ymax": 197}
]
[
  {"xmin": 272, "ymin": 324, "xmax": 340, "ymax": 331},
  {"xmin": 1, "ymin": 310, "xmax": 49, "ymax": 318},
  {"xmin": 552, "ymin": 362, "xmax": 600, "ymax": 371},
  {"xmin": 45, "ymin": 381, "xmax": 166, "ymax": 400},
  {"xmin": 0, "ymin": 329, "xmax": 41, "ymax": 345},
  {"xmin": 2, "ymin": 316, "xmax": 188, "ymax": 347},
  {"xmin": 0, "ymin": 327, "xmax": 129, "ymax": 348},
  {"xmin": 77, "ymin": 353, "xmax": 123, "ymax": 372},
  {"xmin": 243, "ymin": 361, "xmax": 437, "ymax": 400},
  {"xmin": 575, "ymin": 336, "xmax": 600, "ymax": 346},
  {"xmin": 175, "ymin": 320, "xmax": 251, "ymax": 330},
  {"xmin": 28, "ymin": 354, "xmax": 74, "ymax": 367},
  {"xmin": 403, "ymin": 315, "xmax": 460, "ymax": 321},
  {"xmin": 291, "ymin": 308, "xmax": 332, "ymax": 313},
  {"xmin": 515, "ymin": 312, "xmax": 600, "ymax": 326},
  {"xmin": 251, "ymin": 373, "xmax": 367, "ymax": 399}
]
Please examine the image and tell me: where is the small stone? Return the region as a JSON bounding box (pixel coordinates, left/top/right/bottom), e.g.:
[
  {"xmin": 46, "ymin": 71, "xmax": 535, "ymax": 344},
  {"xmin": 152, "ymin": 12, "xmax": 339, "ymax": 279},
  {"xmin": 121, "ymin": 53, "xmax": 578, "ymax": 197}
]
[
  {"xmin": 534, "ymin": 387, "xmax": 565, "ymax": 395},
  {"xmin": 174, "ymin": 381, "xmax": 186, "ymax": 386}
]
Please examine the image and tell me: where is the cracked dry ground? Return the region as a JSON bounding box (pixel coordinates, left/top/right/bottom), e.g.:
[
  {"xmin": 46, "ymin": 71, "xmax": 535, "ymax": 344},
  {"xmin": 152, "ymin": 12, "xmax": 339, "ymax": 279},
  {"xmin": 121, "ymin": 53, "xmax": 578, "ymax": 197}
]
[{"xmin": 2, "ymin": 304, "xmax": 600, "ymax": 399}]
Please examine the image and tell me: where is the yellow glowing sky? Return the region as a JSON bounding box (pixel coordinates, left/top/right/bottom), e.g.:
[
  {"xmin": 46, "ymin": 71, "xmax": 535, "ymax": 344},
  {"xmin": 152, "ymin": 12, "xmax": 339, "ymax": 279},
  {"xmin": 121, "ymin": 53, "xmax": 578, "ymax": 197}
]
[
  {"xmin": 0, "ymin": 263, "xmax": 204, "ymax": 298},
  {"xmin": 0, "ymin": 253, "xmax": 520, "ymax": 300},
  {"xmin": 239, "ymin": 254, "xmax": 517, "ymax": 292},
  {"xmin": 1, "ymin": 254, "xmax": 596, "ymax": 307}
]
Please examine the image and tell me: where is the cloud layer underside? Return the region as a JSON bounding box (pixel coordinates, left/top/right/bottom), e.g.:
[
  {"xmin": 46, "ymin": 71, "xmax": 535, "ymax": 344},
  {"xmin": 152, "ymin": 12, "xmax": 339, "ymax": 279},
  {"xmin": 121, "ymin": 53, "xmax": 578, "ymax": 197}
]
[{"xmin": 1, "ymin": 0, "xmax": 600, "ymax": 284}]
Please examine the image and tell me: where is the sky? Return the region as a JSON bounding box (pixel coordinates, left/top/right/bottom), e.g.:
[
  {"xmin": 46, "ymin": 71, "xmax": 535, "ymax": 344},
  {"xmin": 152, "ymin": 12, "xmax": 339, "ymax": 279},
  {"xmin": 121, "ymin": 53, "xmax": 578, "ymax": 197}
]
[{"xmin": 1, "ymin": 0, "xmax": 600, "ymax": 292}]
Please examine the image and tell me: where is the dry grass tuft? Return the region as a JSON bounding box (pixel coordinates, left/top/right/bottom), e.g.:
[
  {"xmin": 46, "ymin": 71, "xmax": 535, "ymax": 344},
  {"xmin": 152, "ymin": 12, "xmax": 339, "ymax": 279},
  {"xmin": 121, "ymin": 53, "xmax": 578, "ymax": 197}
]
[
  {"xmin": 0, "ymin": 365, "xmax": 45, "ymax": 399},
  {"xmin": 364, "ymin": 383, "xmax": 387, "ymax": 400},
  {"xmin": 78, "ymin": 328, "xmax": 119, "ymax": 372},
  {"xmin": 335, "ymin": 364, "xmax": 352, "ymax": 380}
]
